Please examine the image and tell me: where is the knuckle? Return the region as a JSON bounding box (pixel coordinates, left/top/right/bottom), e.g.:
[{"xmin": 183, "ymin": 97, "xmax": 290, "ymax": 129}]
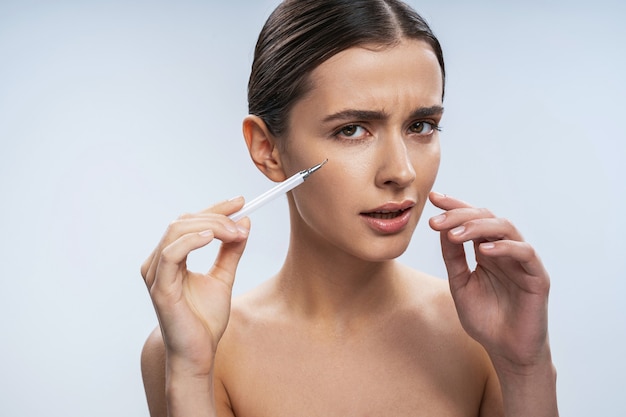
[
  {"xmin": 521, "ymin": 241, "xmax": 537, "ymax": 258},
  {"xmin": 140, "ymin": 252, "xmax": 157, "ymax": 282},
  {"xmin": 149, "ymin": 284, "xmax": 166, "ymax": 302},
  {"xmin": 166, "ymin": 218, "xmax": 182, "ymax": 231},
  {"xmin": 463, "ymin": 218, "xmax": 482, "ymax": 231},
  {"xmin": 478, "ymin": 207, "xmax": 495, "ymax": 218},
  {"xmin": 499, "ymin": 217, "xmax": 514, "ymax": 229},
  {"xmin": 165, "ymin": 216, "xmax": 188, "ymax": 235},
  {"xmin": 178, "ymin": 212, "xmax": 194, "ymax": 220},
  {"xmin": 166, "ymin": 213, "xmax": 193, "ymax": 231},
  {"xmin": 159, "ymin": 246, "xmax": 177, "ymax": 265},
  {"xmin": 164, "ymin": 221, "xmax": 177, "ymax": 236},
  {"xmin": 544, "ymin": 274, "xmax": 551, "ymax": 291},
  {"xmin": 140, "ymin": 261, "xmax": 150, "ymax": 279}
]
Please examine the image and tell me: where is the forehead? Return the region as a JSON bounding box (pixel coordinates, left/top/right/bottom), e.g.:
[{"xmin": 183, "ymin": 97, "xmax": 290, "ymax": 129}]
[{"xmin": 303, "ymin": 39, "xmax": 444, "ymax": 110}]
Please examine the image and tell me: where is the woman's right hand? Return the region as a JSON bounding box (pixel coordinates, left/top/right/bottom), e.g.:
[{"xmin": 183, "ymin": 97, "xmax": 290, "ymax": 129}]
[{"xmin": 141, "ymin": 196, "xmax": 250, "ymax": 378}]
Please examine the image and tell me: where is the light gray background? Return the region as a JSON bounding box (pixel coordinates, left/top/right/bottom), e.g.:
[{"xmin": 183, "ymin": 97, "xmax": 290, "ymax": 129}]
[{"xmin": 1, "ymin": 1, "xmax": 624, "ymax": 416}]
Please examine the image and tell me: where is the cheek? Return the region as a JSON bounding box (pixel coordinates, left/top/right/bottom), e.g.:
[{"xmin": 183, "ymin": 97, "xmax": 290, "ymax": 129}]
[
  {"xmin": 293, "ymin": 164, "xmax": 357, "ymax": 208},
  {"xmin": 288, "ymin": 160, "xmax": 365, "ymax": 235},
  {"xmin": 411, "ymin": 141, "xmax": 441, "ymax": 187}
]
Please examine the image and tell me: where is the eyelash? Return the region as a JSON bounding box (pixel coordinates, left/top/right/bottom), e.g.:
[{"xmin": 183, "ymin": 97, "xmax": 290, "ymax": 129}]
[
  {"xmin": 333, "ymin": 124, "xmax": 369, "ymax": 141},
  {"xmin": 409, "ymin": 121, "xmax": 442, "ymax": 135},
  {"xmin": 332, "ymin": 121, "xmax": 442, "ymax": 142}
]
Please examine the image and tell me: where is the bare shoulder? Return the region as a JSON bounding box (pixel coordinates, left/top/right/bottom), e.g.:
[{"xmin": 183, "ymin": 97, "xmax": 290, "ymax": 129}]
[
  {"xmin": 395, "ymin": 264, "xmax": 461, "ymax": 327},
  {"xmin": 393, "ymin": 264, "xmax": 495, "ymax": 376},
  {"xmin": 397, "ymin": 266, "xmax": 503, "ymax": 414},
  {"xmin": 140, "ymin": 327, "xmax": 167, "ymax": 417},
  {"xmin": 141, "ymin": 326, "xmax": 165, "ymax": 373},
  {"xmin": 215, "ymin": 279, "xmax": 281, "ymax": 358},
  {"xmin": 213, "ymin": 280, "xmax": 280, "ymax": 411}
]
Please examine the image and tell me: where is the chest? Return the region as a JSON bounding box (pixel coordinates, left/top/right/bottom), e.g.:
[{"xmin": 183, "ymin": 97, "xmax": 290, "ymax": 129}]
[{"xmin": 220, "ymin": 323, "xmax": 487, "ymax": 417}]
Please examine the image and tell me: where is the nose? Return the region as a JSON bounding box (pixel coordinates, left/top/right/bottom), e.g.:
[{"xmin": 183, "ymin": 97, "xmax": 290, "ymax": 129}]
[{"xmin": 374, "ymin": 133, "xmax": 416, "ymax": 189}]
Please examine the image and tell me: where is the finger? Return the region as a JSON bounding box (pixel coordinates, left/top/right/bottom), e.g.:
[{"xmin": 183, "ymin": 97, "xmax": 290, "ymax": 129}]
[
  {"xmin": 429, "ymin": 207, "xmax": 495, "ymax": 232},
  {"xmin": 438, "ymin": 229, "xmax": 472, "ymax": 291},
  {"xmin": 154, "ymin": 203, "xmax": 247, "ymax": 262},
  {"xmin": 429, "ymin": 191, "xmax": 473, "ymax": 211},
  {"xmin": 143, "ymin": 217, "xmax": 212, "ymax": 286},
  {"xmin": 144, "ymin": 216, "xmax": 248, "ymax": 288},
  {"xmin": 478, "ymin": 240, "xmax": 549, "ymax": 282},
  {"xmin": 444, "ymin": 217, "xmax": 524, "ymax": 245},
  {"xmin": 141, "ymin": 249, "xmax": 157, "ymax": 281},
  {"xmin": 208, "ymin": 217, "xmax": 251, "ymax": 289},
  {"xmin": 198, "ymin": 195, "xmax": 245, "ymax": 216},
  {"xmin": 152, "ymin": 230, "xmax": 216, "ymax": 294}
]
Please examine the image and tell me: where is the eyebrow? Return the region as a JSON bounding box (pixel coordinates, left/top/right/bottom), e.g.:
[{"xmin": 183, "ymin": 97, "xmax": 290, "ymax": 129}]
[
  {"xmin": 408, "ymin": 105, "xmax": 445, "ymax": 119},
  {"xmin": 322, "ymin": 105, "xmax": 444, "ymax": 124}
]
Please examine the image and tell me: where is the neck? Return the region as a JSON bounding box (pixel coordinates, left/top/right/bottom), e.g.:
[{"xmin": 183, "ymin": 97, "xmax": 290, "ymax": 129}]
[{"xmin": 275, "ymin": 207, "xmax": 404, "ymax": 327}]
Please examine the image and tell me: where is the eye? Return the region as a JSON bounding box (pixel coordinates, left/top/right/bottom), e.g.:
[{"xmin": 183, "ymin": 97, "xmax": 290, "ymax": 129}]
[
  {"xmin": 334, "ymin": 124, "xmax": 369, "ymax": 141},
  {"xmin": 408, "ymin": 121, "xmax": 441, "ymax": 135}
]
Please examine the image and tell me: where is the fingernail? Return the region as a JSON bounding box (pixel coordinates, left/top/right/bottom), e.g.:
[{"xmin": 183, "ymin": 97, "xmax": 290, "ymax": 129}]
[
  {"xmin": 229, "ymin": 195, "xmax": 243, "ymax": 202},
  {"xmin": 432, "ymin": 191, "xmax": 446, "ymax": 197},
  {"xmin": 481, "ymin": 242, "xmax": 496, "ymax": 250},
  {"xmin": 225, "ymin": 223, "xmax": 238, "ymax": 233},
  {"xmin": 237, "ymin": 225, "xmax": 249, "ymax": 237},
  {"xmin": 431, "ymin": 214, "xmax": 446, "ymax": 224},
  {"xmin": 450, "ymin": 226, "xmax": 465, "ymax": 236},
  {"xmin": 199, "ymin": 229, "xmax": 213, "ymax": 238}
]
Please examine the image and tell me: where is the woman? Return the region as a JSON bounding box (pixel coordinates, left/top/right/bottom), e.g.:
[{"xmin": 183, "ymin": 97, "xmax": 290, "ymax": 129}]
[{"xmin": 140, "ymin": 1, "xmax": 559, "ymax": 416}]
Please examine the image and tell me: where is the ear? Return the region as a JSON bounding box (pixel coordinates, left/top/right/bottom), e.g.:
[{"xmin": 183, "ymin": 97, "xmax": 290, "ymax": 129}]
[{"xmin": 242, "ymin": 115, "xmax": 287, "ymax": 182}]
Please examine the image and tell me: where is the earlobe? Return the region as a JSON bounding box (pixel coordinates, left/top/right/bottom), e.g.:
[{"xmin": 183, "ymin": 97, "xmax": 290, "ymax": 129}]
[{"xmin": 242, "ymin": 115, "xmax": 287, "ymax": 182}]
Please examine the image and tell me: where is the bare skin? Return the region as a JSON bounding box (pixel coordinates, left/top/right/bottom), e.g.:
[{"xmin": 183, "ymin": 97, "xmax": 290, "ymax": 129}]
[
  {"xmin": 212, "ymin": 264, "xmax": 503, "ymax": 417},
  {"xmin": 141, "ymin": 39, "xmax": 557, "ymax": 417}
]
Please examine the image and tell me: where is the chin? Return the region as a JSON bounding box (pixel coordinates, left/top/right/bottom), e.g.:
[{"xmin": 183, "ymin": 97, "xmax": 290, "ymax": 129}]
[{"xmin": 353, "ymin": 238, "xmax": 412, "ymax": 263}]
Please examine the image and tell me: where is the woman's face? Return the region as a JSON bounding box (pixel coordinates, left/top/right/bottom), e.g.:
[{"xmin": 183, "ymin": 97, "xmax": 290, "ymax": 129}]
[{"xmin": 280, "ymin": 39, "xmax": 443, "ymax": 262}]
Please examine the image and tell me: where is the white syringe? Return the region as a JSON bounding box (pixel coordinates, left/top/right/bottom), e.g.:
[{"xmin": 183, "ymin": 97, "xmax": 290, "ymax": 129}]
[{"xmin": 229, "ymin": 159, "xmax": 327, "ymax": 221}]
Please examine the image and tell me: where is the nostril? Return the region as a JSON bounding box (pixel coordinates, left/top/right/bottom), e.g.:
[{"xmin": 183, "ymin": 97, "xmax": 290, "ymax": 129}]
[{"xmin": 381, "ymin": 166, "xmax": 416, "ymax": 187}]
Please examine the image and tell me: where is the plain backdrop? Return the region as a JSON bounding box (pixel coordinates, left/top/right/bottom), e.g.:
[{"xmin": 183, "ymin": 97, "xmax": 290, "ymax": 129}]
[{"xmin": 1, "ymin": 0, "xmax": 624, "ymax": 416}]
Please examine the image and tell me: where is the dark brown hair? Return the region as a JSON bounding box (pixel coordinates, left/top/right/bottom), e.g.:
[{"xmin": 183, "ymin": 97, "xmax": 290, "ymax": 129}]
[{"xmin": 248, "ymin": 0, "xmax": 445, "ymax": 139}]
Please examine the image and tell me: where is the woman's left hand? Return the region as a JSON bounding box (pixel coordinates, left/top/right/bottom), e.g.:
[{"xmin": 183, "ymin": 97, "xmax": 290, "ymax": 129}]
[{"xmin": 428, "ymin": 191, "xmax": 552, "ymax": 372}]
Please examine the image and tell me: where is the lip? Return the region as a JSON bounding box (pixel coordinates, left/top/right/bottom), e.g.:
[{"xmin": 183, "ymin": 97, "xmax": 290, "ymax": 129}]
[{"xmin": 360, "ymin": 200, "xmax": 416, "ymax": 234}]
